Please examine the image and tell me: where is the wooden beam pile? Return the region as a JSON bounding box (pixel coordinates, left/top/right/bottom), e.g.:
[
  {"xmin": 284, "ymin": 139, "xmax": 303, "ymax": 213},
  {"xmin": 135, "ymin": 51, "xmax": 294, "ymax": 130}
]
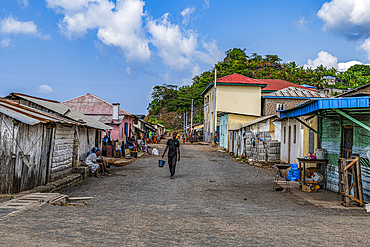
[{"xmin": 338, "ymin": 157, "xmax": 364, "ymax": 207}]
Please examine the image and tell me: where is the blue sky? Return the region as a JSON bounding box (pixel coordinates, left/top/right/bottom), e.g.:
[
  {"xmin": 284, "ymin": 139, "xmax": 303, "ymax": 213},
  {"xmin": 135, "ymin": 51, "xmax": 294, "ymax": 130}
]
[{"xmin": 1, "ymin": 0, "xmax": 370, "ymax": 114}]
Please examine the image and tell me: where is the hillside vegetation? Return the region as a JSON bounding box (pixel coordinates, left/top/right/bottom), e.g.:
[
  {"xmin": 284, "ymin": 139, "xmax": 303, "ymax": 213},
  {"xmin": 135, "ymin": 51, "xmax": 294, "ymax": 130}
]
[{"xmin": 148, "ymin": 48, "xmax": 370, "ymax": 128}]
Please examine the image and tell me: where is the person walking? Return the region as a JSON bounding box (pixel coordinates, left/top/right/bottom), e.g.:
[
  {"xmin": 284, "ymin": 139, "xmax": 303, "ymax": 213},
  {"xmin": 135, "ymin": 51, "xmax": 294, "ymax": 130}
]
[{"xmin": 162, "ymin": 132, "xmax": 180, "ymax": 179}]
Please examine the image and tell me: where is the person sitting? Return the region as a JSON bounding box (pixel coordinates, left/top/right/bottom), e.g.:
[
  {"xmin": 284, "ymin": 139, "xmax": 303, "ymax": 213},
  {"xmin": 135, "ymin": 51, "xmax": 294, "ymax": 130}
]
[
  {"xmin": 84, "ymin": 148, "xmax": 109, "ymax": 177},
  {"xmin": 127, "ymin": 138, "xmax": 138, "ymax": 151}
]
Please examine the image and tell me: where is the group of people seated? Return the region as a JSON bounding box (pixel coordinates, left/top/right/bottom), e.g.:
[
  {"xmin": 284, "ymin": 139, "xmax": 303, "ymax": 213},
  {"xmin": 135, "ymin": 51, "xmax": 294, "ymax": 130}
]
[{"xmin": 84, "ymin": 147, "xmax": 110, "ymax": 177}]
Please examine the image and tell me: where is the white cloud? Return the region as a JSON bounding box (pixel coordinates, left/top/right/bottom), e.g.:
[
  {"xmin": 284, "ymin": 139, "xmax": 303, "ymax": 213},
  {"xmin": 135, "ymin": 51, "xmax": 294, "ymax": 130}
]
[
  {"xmin": 1, "ymin": 16, "xmax": 38, "ymax": 35},
  {"xmin": 17, "ymin": 0, "xmax": 29, "ymax": 6},
  {"xmin": 191, "ymin": 64, "xmax": 201, "ymax": 77},
  {"xmin": 46, "ymin": 0, "xmax": 222, "ymax": 70},
  {"xmin": 45, "ymin": 0, "xmax": 91, "ymax": 12},
  {"xmin": 293, "ymin": 16, "xmax": 307, "ymax": 30},
  {"xmin": 38, "ymin": 85, "xmax": 54, "ymax": 94},
  {"xmin": 338, "ymin": 60, "xmax": 364, "ymax": 72},
  {"xmin": 317, "ymin": 0, "xmax": 370, "ymax": 62},
  {"xmin": 126, "ymin": 66, "xmax": 131, "ymax": 75},
  {"xmin": 202, "ymin": 0, "xmax": 210, "ymax": 10},
  {"xmin": 46, "ymin": 0, "xmax": 150, "ymax": 62},
  {"xmin": 0, "ymin": 16, "xmax": 51, "ymax": 40},
  {"xmin": 317, "ymin": 0, "xmax": 370, "ymax": 40},
  {"xmin": 360, "ymin": 38, "xmax": 370, "ymax": 60},
  {"xmin": 1, "ymin": 38, "xmax": 13, "ymax": 48},
  {"xmin": 304, "ymin": 51, "xmax": 368, "ymax": 72},
  {"xmin": 304, "ymin": 51, "xmax": 338, "ymax": 69},
  {"xmin": 181, "ymin": 6, "xmax": 196, "ymax": 25},
  {"xmin": 148, "ymin": 13, "xmax": 222, "ymax": 70}
]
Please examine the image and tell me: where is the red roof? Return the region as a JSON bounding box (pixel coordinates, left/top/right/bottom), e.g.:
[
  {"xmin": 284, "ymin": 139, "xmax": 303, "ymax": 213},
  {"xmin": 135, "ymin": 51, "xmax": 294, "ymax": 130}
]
[
  {"xmin": 258, "ymin": 79, "xmax": 316, "ymax": 92},
  {"xmin": 216, "ymin": 73, "xmax": 267, "ymax": 85},
  {"xmin": 62, "ymin": 93, "xmax": 133, "ymax": 116},
  {"xmin": 201, "ymin": 73, "xmax": 267, "ymax": 95}
]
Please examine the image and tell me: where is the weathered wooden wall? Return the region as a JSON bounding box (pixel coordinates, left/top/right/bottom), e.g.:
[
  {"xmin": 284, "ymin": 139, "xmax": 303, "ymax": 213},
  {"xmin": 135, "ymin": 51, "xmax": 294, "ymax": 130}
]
[
  {"xmin": 50, "ymin": 124, "xmax": 74, "ymax": 181},
  {"xmin": 76, "ymin": 127, "xmax": 101, "ymax": 162},
  {"xmin": 0, "ymin": 114, "xmax": 54, "ymax": 194}
]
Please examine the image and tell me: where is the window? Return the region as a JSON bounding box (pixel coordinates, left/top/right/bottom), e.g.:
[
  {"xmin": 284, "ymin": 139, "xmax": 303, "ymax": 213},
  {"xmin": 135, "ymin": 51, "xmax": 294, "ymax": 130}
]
[
  {"xmin": 276, "ymin": 103, "xmax": 284, "ymax": 111},
  {"xmin": 284, "ymin": 126, "xmax": 286, "ymax": 144},
  {"xmin": 293, "ymin": 125, "xmax": 296, "ymax": 144}
]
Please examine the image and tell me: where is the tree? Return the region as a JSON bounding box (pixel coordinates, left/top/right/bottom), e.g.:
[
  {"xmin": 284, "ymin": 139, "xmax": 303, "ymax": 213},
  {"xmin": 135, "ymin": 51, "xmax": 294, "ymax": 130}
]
[
  {"xmin": 347, "ymin": 64, "xmax": 370, "ymax": 76},
  {"xmin": 148, "ymin": 115, "xmax": 158, "ymax": 124}
]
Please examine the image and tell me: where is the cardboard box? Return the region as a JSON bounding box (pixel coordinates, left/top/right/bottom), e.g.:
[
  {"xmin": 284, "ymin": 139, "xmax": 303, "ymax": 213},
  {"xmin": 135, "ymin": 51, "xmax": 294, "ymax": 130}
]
[{"xmin": 302, "ymin": 184, "xmax": 317, "ymax": 193}]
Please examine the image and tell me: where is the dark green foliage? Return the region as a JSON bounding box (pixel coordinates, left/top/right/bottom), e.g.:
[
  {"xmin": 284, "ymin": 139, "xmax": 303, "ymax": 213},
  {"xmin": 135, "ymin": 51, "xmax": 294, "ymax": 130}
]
[
  {"xmin": 347, "ymin": 64, "xmax": 370, "ymax": 76},
  {"xmin": 148, "ymin": 48, "xmax": 370, "ymax": 118}
]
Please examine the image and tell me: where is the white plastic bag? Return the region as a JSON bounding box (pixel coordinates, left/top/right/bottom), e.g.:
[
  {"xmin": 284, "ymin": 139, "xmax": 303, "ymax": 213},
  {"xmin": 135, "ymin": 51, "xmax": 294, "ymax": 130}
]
[{"xmin": 152, "ymin": 148, "xmax": 159, "ymax": 155}]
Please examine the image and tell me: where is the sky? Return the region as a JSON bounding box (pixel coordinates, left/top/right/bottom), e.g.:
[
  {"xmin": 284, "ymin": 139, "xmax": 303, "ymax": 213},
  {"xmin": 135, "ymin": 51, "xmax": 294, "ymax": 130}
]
[{"xmin": 1, "ymin": 0, "xmax": 370, "ymax": 114}]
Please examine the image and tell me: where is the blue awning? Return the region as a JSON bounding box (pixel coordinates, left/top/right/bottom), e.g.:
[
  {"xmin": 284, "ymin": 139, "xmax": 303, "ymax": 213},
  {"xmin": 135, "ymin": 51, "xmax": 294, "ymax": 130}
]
[{"xmin": 279, "ymin": 97, "xmax": 370, "ymax": 119}]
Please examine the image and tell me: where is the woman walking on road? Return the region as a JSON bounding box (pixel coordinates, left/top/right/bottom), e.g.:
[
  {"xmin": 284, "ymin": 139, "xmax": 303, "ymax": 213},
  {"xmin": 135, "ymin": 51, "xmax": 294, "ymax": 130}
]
[{"xmin": 162, "ymin": 132, "xmax": 180, "ymax": 179}]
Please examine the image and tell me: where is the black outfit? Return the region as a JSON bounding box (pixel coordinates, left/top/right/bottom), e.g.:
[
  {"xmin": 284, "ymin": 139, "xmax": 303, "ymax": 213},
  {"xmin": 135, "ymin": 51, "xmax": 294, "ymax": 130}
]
[{"xmin": 166, "ymin": 139, "xmax": 180, "ymax": 176}]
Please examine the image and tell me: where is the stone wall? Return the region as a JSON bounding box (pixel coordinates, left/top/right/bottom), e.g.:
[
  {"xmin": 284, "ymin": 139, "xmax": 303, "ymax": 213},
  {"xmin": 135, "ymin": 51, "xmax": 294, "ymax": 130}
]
[{"xmin": 263, "ymin": 98, "xmax": 307, "ymax": 116}]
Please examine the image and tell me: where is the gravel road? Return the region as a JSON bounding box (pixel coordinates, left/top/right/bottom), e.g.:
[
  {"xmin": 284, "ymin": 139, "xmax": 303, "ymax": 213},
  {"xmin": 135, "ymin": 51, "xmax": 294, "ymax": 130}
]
[{"xmin": 0, "ymin": 141, "xmax": 369, "ymax": 246}]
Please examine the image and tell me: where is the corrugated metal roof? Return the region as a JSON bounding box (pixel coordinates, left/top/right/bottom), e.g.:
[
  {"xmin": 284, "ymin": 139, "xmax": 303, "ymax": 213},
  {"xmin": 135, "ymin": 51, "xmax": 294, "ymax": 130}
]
[
  {"xmin": 229, "ymin": 115, "xmax": 276, "ymax": 131},
  {"xmin": 62, "ymin": 93, "xmax": 134, "ymax": 117},
  {"xmin": 0, "ymin": 99, "xmax": 81, "ymax": 126},
  {"xmin": 279, "ymin": 97, "xmax": 370, "ymax": 119},
  {"xmin": 10, "ymin": 93, "xmax": 113, "ymax": 130},
  {"xmin": 263, "ymin": 87, "xmax": 329, "ymax": 98}
]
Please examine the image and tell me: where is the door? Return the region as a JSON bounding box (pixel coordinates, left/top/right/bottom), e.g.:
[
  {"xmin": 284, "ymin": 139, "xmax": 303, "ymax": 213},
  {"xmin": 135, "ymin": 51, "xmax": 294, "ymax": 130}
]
[
  {"xmin": 288, "ymin": 125, "xmax": 291, "ymax": 163},
  {"xmin": 341, "ymin": 126, "xmax": 353, "ymax": 158},
  {"xmin": 125, "ymin": 123, "xmax": 128, "ymax": 141}
]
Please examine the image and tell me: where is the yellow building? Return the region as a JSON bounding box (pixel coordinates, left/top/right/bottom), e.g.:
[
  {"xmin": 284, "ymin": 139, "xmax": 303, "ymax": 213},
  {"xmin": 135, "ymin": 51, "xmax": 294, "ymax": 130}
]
[{"xmin": 200, "ymin": 73, "xmax": 267, "ymax": 143}]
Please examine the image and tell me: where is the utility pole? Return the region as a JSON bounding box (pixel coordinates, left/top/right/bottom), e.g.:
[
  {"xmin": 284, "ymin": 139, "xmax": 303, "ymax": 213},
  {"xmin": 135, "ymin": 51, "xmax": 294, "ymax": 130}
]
[
  {"xmin": 191, "ymin": 99, "xmax": 193, "ymax": 136},
  {"xmin": 183, "ymin": 112, "xmax": 186, "ymax": 135},
  {"xmin": 212, "ymin": 68, "xmax": 217, "ymax": 145},
  {"xmin": 185, "ymin": 112, "xmax": 187, "ymax": 136}
]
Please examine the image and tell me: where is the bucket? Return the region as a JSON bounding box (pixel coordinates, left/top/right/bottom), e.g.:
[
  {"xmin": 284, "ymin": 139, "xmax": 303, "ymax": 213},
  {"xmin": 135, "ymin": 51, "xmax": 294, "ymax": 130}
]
[
  {"xmin": 316, "ymin": 149, "xmax": 325, "ymax": 160},
  {"xmin": 158, "ymin": 160, "xmax": 165, "ymax": 167},
  {"xmin": 130, "ymin": 151, "xmax": 137, "ymax": 158}
]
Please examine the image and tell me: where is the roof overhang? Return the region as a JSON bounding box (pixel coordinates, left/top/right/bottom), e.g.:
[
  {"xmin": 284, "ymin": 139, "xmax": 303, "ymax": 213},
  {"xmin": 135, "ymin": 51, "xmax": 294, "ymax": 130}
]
[{"xmin": 279, "ymin": 97, "xmax": 370, "ymax": 119}]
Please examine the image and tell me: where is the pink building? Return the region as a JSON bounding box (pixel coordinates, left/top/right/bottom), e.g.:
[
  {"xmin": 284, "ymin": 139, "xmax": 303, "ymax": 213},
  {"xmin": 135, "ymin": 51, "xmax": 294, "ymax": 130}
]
[{"xmin": 63, "ymin": 93, "xmax": 137, "ymax": 141}]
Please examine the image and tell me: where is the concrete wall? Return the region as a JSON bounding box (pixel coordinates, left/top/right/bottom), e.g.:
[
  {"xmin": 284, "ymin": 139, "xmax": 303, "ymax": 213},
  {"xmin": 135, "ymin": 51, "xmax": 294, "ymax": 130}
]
[
  {"xmin": 302, "ymin": 116, "xmax": 319, "ymax": 157},
  {"xmin": 203, "ymin": 85, "xmax": 262, "ymax": 142},
  {"xmin": 280, "ymin": 119, "xmax": 303, "ymax": 164},
  {"xmin": 220, "ymin": 114, "xmax": 228, "ymax": 149},
  {"xmin": 216, "ymin": 85, "xmax": 261, "ymax": 116},
  {"xmin": 228, "ymin": 114, "xmax": 258, "ymax": 129}
]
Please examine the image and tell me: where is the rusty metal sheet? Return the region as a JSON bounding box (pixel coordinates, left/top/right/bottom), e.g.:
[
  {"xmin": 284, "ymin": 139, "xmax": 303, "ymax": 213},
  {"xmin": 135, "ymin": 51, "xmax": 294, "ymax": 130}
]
[
  {"xmin": 62, "ymin": 93, "xmax": 133, "ymax": 116},
  {"xmin": 10, "ymin": 93, "xmax": 112, "ymax": 130},
  {"xmin": 0, "ymin": 99, "xmax": 80, "ymax": 126}
]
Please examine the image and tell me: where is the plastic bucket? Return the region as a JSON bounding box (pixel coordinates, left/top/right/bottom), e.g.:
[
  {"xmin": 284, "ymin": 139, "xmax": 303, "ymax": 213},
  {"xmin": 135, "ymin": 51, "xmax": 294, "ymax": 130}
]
[
  {"xmin": 131, "ymin": 151, "xmax": 138, "ymax": 158},
  {"xmin": 158, "ymin": 160, "xmax": 165, "ymax": 167}
]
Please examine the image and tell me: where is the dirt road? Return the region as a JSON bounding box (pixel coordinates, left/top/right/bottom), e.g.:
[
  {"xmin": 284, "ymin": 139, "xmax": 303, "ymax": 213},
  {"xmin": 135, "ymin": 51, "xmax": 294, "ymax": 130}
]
[{"xmin": 0, "ymin": 142, "xmax": 369, "ymax": 246}]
